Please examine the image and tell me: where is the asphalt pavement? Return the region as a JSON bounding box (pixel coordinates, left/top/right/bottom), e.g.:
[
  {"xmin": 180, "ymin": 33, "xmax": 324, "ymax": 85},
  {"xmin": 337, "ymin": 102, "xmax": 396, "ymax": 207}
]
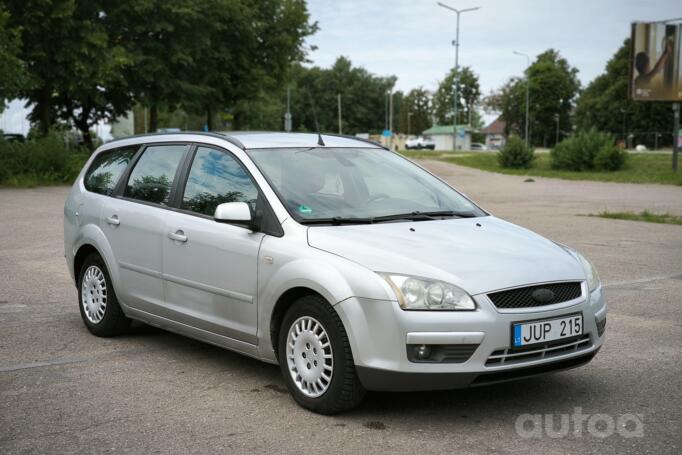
[{"xmin": 1, "ymin": 160, "xmax": 680, "ymax": 454}]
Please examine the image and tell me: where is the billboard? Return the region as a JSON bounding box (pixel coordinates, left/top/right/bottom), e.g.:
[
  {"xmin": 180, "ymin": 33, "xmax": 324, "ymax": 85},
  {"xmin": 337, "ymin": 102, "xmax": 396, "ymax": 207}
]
[{"xmin": 630, "ymin": 22, "xmax": 682, "ymax": 101}]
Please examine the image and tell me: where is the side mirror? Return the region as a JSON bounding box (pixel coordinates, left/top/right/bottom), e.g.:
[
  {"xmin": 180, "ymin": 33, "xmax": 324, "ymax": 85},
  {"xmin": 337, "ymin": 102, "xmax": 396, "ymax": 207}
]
[{"xmin": 214, "ymin": 202, "xmax": 253, "ymax": 229}]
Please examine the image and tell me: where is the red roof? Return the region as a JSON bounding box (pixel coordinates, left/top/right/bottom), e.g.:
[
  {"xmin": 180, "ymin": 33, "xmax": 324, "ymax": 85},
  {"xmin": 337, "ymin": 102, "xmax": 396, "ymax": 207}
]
[{"xmin": 482, "ymin": 117, "xmax": 506, "ymax": 135}]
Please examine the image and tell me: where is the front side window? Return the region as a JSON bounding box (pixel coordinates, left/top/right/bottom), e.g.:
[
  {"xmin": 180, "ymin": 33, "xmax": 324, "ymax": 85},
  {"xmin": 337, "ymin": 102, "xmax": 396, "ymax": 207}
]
[
  {"xmin": 247, "ymin": 147, "xmax": 485, "ymax": 222},
  {"xmin": 124, "ymin": 144, "xmax": 187, "ymax": 204},
  {"xmin": 181, "ymin": 146, "xmax": 258, "ymax": 216},
  {"xmin": 84, "ymin": 145, "xmax": 138, "ymax": 195}
]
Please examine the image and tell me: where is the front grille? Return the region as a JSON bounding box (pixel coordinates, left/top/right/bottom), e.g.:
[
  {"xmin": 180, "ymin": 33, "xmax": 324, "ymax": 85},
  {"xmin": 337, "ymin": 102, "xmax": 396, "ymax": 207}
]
[
  {"xmin": 473, "ymin": 351, "xmax": 597, "ymax": 385},
  {"xmin": 488, "ymin": 282, "xmax": 582, "ymax": 309},
  {"xmin": 485, "ymin": 335, "xmax": 591, "ymax": 366}
]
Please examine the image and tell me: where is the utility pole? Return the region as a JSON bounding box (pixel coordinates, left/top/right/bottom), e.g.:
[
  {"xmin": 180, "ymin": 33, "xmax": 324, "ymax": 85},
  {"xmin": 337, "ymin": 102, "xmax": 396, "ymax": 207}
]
[
  {"xmin": 673, "ymin": 103, "xmax": 679, "ymax": 171},
  {"xmin": 438, "ymin": 2, "xmax": 481, "ymax": 151},
  {"xmin": 388, "ymin": 90, "xmax": 394, "ymax": 150},
  {"xmin": 284, "ymin": 85, "xmax": 292, "ymax": 132},
  {"xmin": 337, "ymin": 93, "xmax": 342, "ymax": 134},
  {"xmin": 513, "ymin": 51, "xmax": 531, "ymax": 147},
  {"xmin": 407, "ymin": 112, "xmax": 413, "ymax": 137}
]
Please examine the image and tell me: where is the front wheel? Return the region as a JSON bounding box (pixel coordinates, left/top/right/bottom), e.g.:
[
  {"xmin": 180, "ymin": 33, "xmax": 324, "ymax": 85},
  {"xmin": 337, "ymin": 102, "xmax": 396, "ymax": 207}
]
[{"xmin": 278, "ymin": 295, "xmax": 365, "ymax": 414}]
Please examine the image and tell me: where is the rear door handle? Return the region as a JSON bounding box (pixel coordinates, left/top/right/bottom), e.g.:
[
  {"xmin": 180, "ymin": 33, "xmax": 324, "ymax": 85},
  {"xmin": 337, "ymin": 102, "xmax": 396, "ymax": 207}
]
[
  {"xmin": 106, "ymin": 215, "xmax": 120, "ymax": 226},
  {"xmin": 168, "ymin": 230, "xmax": 188, "ymax": 243}
]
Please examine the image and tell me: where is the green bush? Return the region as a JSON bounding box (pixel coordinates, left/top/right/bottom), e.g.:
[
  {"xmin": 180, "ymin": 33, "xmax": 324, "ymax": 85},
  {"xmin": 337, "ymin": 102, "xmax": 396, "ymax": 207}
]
[
  {"xmin": 497, "ymin": 135, "xmax": 535, "ymax": 169},
  {"xmin": 594, "ymin": 144, "xmax": 628, "ymax": 171},
  {"xmin": 550, "ymin": 129, "xmax": 625, "ymax": 171},
  {"xmin": 0, "ymin": 134, "xmax": 90, "ymax": 187}
]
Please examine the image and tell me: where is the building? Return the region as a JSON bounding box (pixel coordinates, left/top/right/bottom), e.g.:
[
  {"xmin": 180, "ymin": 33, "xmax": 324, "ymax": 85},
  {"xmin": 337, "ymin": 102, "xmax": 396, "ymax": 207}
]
[
  {"xmin": 421, "ymin": 125, "xmax": 471, "ymax": 151},
  {"xmin": 482, "ymin": 117, "xmax": 506, "ymax": 149}
]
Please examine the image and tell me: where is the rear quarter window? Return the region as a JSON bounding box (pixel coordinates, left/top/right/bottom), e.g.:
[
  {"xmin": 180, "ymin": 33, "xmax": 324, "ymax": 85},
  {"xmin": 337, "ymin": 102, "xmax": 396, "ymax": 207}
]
[{"xmin": 84, "ymin": 146, "xmax": 139, "ymax": 195}]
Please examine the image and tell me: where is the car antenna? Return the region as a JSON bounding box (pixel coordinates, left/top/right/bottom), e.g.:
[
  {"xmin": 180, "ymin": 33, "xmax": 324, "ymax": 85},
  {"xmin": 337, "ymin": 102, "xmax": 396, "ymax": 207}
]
[{"xmin": 305, "ymin": 88, "xmax": 325, "ymax": 146}]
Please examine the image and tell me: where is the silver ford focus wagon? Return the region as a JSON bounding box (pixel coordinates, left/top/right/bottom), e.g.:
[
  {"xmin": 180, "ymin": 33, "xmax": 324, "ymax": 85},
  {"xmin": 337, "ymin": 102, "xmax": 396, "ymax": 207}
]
[{"xmin": 64, "ymin": 132, "xmax": 606, "ymax": 414}]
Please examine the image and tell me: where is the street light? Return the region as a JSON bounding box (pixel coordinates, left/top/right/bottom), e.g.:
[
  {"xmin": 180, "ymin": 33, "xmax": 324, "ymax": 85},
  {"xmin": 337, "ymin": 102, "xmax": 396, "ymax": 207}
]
[
  {"xmin": 513, "ymin": 50, "xmax": 531, "ymax": 147},
  {"xmin": 437, "ymin": 2, "xmax": 481, "ymax": 151}
]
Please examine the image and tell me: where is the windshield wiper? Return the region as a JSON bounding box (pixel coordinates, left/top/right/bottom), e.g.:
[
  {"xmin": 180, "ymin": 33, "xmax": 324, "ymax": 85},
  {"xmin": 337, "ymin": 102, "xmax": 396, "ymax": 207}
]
[
  {"xmin": 370, "ymin": 210, "xmax": 478, "ymax": 223},
  {"xmin": 299, "ymin": 216, "xmax": 374, "ymax": 225},
  {"xmin": 299, "ymin": 211, "xmax": 479, "ymax": 226}
]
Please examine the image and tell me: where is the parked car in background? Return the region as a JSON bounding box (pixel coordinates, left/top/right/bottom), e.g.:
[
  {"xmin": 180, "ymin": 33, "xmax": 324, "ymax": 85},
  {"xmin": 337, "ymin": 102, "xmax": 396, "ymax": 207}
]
[
  {"xmin": 64, "ymin": 131, "xmax": 606, "ymax": 414},
  {"xmin": 470, "ymin": 143, "xmax": 488, "ymax": 151},
  {"xmin": 405, "ymin": 136, "xmax": 436, "ymax": 150},
  {"xmin": 2, "ymin": 133, "xmax": 26, "ymax": 143}
]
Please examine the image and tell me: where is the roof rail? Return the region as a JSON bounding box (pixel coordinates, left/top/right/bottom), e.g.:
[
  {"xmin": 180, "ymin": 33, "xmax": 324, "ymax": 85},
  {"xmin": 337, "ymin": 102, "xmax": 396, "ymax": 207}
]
[
  {"xmin": 104, "ymin": 131, "xmax": 245, "ymax": 150},
  {"xmin": 323, "ymin": 133, "xmax": 387, "ymax": 150}
]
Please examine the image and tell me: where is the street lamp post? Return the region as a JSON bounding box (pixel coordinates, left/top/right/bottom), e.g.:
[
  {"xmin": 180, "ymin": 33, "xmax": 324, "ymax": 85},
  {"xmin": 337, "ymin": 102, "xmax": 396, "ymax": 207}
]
[
  {"xmin": 437, "ymin": 2, "xmax": 480, "ymax": 151},
  {"xmin": 513, "ymin": 51, "xmax": 531, "ymax": 147}
]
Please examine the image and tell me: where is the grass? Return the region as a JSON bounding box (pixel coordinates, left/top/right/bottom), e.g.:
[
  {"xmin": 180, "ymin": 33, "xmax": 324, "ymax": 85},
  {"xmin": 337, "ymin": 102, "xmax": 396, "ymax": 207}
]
[
  {"xmin": 400, "ymin": 150, "xmax": 682, "ymax": 186},
  {"xmin": 587, "ymin": 210, "xmax": 682, "ymax": 226}
]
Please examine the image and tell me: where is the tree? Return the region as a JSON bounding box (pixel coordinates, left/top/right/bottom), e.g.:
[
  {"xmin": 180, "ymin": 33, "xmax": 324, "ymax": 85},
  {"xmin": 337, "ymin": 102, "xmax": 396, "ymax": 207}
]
[
  {"xmin": 489, "ymin": 50, "xmax": 580, "ymax": 147},
  {"xmin": 574, "ymin": 38, "xmax": 672, "ymax": 148},
  {"xmin": 432, "ymin": 66, "xmax": 480, "ymax": 126},
  {"xmin": 0, "ymin": 5, "xmax": 25, "ymax": 110},
  {"xmin": 397, "ymin": 87, "xmax": 432, "ymax": 135},
  {"xmin": 5, "ymin": 0, "xmax": 134, "ymax": 146},
  {"xmin": 237, "ymin": 57, "xmax": 396, "ymax": 135}
]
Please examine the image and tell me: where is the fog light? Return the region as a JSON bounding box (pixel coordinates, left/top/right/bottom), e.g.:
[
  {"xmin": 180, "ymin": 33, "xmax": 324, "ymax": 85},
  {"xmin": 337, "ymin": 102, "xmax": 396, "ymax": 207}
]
[{"xmin": 417, "ymin": 344, "xmax": 431, "ymax": 359}]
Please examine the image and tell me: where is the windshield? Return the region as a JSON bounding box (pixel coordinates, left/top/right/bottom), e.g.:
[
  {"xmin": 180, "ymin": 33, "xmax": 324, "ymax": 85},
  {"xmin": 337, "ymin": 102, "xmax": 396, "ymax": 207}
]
[{"xmin": 246, "ymin": 147, "xmax": 486, "ymax": 222}]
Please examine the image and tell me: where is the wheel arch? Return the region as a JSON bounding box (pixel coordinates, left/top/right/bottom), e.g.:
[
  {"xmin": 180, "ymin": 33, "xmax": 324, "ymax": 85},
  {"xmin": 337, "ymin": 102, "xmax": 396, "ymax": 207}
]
[{"xmin": 269, "ymin": 286, "xmax": 329, "ymax": 362}]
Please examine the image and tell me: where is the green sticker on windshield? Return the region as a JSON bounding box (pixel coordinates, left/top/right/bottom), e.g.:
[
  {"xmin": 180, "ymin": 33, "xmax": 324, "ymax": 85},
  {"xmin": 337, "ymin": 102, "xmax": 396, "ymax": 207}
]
[{"xmin": 297, "ymin": 205, "xmax": 312, "ymax": 214}]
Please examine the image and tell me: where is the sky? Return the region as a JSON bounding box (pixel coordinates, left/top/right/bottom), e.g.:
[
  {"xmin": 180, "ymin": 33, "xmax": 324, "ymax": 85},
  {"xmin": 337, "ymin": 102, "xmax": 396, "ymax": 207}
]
[
  {"xmin": 1, "ymin": 0, "xmax": 678, "ymax": 135},
  {"xmin": 305, "ymin": 0, "xmax": 678, "ymax": 93}
]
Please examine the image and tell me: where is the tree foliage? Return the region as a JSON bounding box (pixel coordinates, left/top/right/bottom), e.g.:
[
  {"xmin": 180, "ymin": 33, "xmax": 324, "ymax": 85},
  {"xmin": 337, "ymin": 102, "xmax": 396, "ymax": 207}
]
[
  {"xmin": 2, "ymin": 0, "xmax": 316, "ymax": 147},
  {"xmin": 488, "ymin": 50, "xmax": 580, "ymax": 147},
  {"xmin": 236, "ymin": 56, "xmax": 396, "ymax": 135},
  {"xmin": 432, "ymin": 66, "xmax": 480, "ymax": 126},
  {"xmin": 0, "ymin": 5, "xmax": 25, "ymax": 109},
  {"xmin": 574, "ymin": 39, "xmax": 672, "ymax": 147},
  {"xmin": 397, "ymin": 87, "xmax": 432, "ymax": 135}
]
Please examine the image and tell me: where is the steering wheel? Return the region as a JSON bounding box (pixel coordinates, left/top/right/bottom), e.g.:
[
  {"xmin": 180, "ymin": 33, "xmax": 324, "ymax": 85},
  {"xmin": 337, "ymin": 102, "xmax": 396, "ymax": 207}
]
[{"xmin": 367, "ymin": 193, "xmax": 390, "ymax": 203}]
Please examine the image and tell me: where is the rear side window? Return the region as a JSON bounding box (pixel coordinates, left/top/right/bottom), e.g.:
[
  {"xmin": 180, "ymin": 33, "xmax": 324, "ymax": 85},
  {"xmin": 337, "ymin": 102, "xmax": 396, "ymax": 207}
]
[
  {"xmin": 181, "ymin": 146, "xmax": 258, "ymax": 216},
  {"xmin": 84, "ymin": 146, "xmax": 138, "ymax": 195},
  {"xmin": 124, "ymin": 144, "xmax": 187, "ymax": 205}
]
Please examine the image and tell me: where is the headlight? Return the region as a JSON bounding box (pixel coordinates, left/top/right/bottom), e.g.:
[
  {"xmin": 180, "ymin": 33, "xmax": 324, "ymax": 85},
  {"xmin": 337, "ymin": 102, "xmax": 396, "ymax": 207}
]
[
  {"xmin": 379, "ymin": 273, "xmax": 476, "ymax": 310},
  {"xmin": 575, "ymin": 252, "xmax": 600, "ymax": 292},
  {"xmin": 560, "ymin": 245, "xmax": 601, "ymax": 292}
]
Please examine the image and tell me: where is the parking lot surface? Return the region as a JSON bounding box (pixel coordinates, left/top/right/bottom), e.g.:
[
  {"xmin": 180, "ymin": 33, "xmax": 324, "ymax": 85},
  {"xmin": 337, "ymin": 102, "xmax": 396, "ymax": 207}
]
[{"xmin": 1, "ymin": 160, "xmax": 681, "ymax": 454}]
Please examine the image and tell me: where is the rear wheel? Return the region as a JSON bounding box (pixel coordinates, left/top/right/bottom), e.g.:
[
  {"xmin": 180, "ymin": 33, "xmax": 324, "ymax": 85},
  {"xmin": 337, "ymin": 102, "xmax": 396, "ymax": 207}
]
[
  {"xmin": 278, "ymin": 295, "xmax": 365, "ymax": 414},
  {"xmin": 77, "ymin": 253, "xmax": 130, "ymax": 337}
]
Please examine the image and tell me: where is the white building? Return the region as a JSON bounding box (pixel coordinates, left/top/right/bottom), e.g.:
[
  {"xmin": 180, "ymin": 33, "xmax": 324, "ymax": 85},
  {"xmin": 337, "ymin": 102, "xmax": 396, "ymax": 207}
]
[{"xmin": 422, "ymin": 125, "xmax": 472, "ymax": 151}]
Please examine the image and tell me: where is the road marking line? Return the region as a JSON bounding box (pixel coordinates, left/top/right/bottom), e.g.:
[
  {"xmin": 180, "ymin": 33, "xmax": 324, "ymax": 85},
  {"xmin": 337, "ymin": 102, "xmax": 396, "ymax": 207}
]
[
  {"xmin": 604, "ymin": 273, "xmax": 682, "ymax": 289},
  {"xmin": 0, "ymin": 358, "xmax": 86, "ymax": 373}
]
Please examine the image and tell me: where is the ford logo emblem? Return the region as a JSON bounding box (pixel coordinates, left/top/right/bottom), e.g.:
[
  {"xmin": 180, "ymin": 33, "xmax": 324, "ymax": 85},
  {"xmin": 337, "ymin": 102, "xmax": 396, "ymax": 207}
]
[{"xmin": 531, "ymin": 288, "xmax": 555, "ymax": 303}]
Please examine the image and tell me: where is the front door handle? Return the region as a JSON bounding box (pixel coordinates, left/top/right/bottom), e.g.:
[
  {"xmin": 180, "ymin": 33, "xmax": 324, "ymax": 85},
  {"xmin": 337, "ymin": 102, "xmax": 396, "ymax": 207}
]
[
  {"xmin": 106, "ymin": 215, "xmax": 120, "ymax": 226},
  {"xmin": 168, "ymin": 230, "xmax": 188, "ymax": 243}
]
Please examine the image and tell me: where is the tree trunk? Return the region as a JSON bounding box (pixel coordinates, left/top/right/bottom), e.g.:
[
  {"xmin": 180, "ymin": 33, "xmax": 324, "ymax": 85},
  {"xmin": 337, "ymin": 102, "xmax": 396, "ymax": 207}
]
[
  {"xmin": 149, "ymin": 104, "xmax": 158, "ymax": 132},
  {"xmin": 37, "ymin": 88, "xmax": 52, "ymax": 136}
]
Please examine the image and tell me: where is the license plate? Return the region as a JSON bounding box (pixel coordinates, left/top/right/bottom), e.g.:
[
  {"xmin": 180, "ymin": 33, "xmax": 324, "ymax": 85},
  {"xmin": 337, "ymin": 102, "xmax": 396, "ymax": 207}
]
[{"xmin": 512, "ymin": 314, "xmax": 583, "ymax": 347}]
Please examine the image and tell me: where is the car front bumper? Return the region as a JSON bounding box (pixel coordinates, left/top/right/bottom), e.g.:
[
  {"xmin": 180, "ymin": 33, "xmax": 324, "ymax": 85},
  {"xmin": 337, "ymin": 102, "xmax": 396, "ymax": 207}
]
[{"xmin": 335, "ymin": 283, "xmax": 606, "ymax": 392}]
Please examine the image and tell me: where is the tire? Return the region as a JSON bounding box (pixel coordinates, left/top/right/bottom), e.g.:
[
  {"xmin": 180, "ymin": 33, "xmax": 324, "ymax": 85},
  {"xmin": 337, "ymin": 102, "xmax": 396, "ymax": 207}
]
[
  {"xmin": 77, "ymin": 253, "xmax": 130, "ymax": 337},
  {"xmin": 278, "ymin": 295, "xmax": 365, "ymax": 414}
]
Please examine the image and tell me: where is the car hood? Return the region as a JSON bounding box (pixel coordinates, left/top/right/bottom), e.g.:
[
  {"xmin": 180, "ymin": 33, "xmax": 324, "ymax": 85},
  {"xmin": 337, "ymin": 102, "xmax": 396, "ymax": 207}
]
[{"xmin": 307, "ymin": 216, "xmax": 585, "ymax": 296}]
